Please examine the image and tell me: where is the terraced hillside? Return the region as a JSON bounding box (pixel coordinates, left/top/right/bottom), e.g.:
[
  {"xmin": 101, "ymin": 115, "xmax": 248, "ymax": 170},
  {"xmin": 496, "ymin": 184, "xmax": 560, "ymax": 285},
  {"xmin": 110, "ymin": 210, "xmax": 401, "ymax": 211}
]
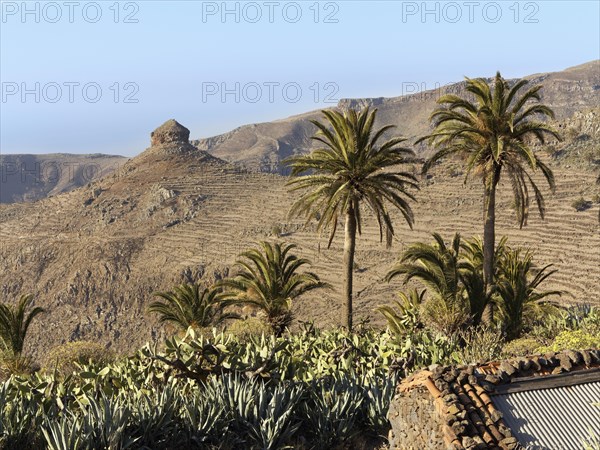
[{"xmin": 0, "ymin": 122, "xmax": 598, "ymax": 358}]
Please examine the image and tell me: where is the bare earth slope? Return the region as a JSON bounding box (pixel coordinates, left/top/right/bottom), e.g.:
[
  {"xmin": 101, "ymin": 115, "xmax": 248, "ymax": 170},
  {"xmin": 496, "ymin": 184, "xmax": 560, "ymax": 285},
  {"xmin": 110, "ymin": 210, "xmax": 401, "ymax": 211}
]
[
  {"xmin": 0, "ymin": 63, "xmax": 599, "ymax": 358},
  {"xmin": 193, "ymin": 61, "xmax": 600, "ymax": 172},
  {"xmin": 0, "ymin": 142, "xmax": 597, "ymax": 358},
  {"xmin": 0, "ymin": 154, "xmax": 128, "ymax": 203}
]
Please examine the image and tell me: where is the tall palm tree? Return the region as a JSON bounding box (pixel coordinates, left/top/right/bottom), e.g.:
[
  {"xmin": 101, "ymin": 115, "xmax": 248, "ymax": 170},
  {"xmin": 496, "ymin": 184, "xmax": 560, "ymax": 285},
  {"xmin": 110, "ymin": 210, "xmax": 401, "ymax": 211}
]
[
  {"xmin": 286, "ymin": 107, "xmax": 418, "ymax": 330},
  {"xmin": 418, "ymin": 73, "xmax": 561, "ymax": 317},
  {"xmin": 218, "ymin": 242, "xmax": 329, "ymax": 336},
  {"xmin": 495, "ymin": 248, "xmax": 561, "ymax": 340},
  {"xmin": 0, "ymin": 294, "xmax": 45, "ymax": 356},
  {"xmin": 149, "ymin": 283, "xmax": 238, "ymax": 332}
]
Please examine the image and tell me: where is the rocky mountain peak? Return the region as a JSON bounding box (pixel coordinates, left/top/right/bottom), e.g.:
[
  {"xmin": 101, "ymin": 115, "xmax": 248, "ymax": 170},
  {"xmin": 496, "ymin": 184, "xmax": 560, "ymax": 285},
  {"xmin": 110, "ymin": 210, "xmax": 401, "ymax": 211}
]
[{"xmin": 150, "ymin": 119, "xmax": 190, "ymax": 146}]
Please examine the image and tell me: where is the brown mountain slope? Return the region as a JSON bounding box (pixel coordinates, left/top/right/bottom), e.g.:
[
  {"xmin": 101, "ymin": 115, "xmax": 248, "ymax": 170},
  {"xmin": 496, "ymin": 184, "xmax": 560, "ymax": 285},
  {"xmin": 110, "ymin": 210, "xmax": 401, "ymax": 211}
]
[
  {"xmin": 193, "ymin": 61, "xmax": 600, "ymax": 172},
  {"xmin": 0, "ymin": 154, "xmax": 128, "ymax": 203},
  {"xmin": 0, "ymin": 119, "xmax": 598, "ymax": 360}
]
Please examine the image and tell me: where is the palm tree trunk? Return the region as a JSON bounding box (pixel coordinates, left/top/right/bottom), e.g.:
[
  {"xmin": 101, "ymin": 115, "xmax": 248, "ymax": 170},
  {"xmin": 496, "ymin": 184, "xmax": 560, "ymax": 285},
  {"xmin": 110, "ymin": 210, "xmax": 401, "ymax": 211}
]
[
  {"xmin": 343, "ymin": 206, "xmax": 357, "ymax": 331},
  {"xmin": 482, "ymin": 176, "xmax": 498, "ymax": 324}
]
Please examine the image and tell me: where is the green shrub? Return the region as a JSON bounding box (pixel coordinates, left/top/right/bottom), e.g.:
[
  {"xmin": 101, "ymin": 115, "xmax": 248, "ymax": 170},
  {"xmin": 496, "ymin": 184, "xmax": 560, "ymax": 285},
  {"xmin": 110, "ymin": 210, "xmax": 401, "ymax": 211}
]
[
  {"xmin": 420, "ymin": 296, "xmax": 470, "ymax": 337},
  {"xmin": 581, "ymin": 308, "xmax": 600, "ymax": 336},
  {"xmin": 502, "ymin": 337, "xmax": 543, "ymax": 357},
  {"xmin": 536, "ymin": 330, "xmax": 600, "ymax": 353},
  {"xmin": 572, "ymin": 197, "xmax": 592, "ymax": 211},
  {"xmin": 44, "ymin": 341, "xmax": 115, "ymax": 376},
  {"xmin": 455, "ymin": 326, "xmax": 504, "ymax": 364},
  {"xmin": 226, "ymin": 316, "xmax": 272, "ymax": 341},
  {"xmin": 528, "ymin": 305, "xmax": 600, "ymax": 342}
]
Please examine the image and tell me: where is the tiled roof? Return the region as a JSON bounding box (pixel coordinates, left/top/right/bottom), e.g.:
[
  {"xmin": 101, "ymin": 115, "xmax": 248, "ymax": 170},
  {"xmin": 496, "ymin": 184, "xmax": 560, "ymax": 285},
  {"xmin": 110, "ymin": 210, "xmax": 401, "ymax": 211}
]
[{"xmin": 397, "ymin": 349, "xmax": 600, "ymax": 450}]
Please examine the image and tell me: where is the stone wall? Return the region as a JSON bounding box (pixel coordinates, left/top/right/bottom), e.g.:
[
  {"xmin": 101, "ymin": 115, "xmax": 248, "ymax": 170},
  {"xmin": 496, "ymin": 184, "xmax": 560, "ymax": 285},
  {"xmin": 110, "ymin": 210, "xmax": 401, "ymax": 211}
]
[{"xmin": 388, "ymin": 386, "xmax": 454, "ymax": 450}]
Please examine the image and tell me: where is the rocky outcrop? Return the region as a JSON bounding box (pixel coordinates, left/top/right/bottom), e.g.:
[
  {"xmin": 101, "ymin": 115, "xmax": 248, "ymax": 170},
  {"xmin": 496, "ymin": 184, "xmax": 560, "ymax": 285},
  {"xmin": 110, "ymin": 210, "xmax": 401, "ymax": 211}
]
[
  {"xmin": 144, "ymin": 120, "xmax": 223, "ymax": 159},
  {"xmin": 150, "ymin": 119, "xmax": 190, "ymax": 146}
]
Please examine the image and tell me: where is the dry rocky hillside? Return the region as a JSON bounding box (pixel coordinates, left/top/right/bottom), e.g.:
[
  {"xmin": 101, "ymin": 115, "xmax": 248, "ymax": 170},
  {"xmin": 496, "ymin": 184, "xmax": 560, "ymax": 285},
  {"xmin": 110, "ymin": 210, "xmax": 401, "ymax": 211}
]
[
  {"xmin": 0, "ymin": 154, "xmax": 128, "ymax": 203},
  {"xmin": 0, "ymin": 63, "xmax": 599, "ymax": 359}
]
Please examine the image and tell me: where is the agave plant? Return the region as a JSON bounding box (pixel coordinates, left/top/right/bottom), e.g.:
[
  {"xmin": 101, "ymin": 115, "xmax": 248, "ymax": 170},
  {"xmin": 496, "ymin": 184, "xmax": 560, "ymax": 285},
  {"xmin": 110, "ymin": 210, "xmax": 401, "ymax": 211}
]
[
  {"xmin": 128, "ymin": 386, "xmax": 178, "ymax": 448},
  {"xmin": 42, "ymin": 412, "xmax": 83, "ymax": 450},
  {"xmin": 363, "ymin": 376, "xmax": 398, "ymax": 433},
  {"xmin": 83, "ymin": 394, "xmax": 138, "ymax": 449},
  {"xmin": 1, "ymin": 381, "xmax": 45, "ymax": 449},
  {"xmin": 181, "ymin": 380, "xmax": 231, "ymax": 446},
  {"xmin": 301, "ymin": 376, "xmax": 365, "ymax": 449},
  {"xmin": 244, "ymin": 382, "xmax": 303, "ymax": 450}
]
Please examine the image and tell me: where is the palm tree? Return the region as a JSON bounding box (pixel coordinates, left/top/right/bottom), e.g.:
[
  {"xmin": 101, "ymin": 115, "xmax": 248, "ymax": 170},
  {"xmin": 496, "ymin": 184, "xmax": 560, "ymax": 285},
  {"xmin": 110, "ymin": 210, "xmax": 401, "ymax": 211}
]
[
  {"xmin": 460, "ymin": 235, "xmax": 507, "ymax": 326},
  {"xmin": 377, "ymin": 289, "xmax": 425, "ymax": 336},
  {"xmin": 418, "ymin": 73, "xmax": 561, "ymax": 318},
  {"xmin": 149, "ymin": 283, "xmax": 237, "ymax": 332},
  {"xmin": 385, "ymin": 233, "xmax": 471, "ymax": 335},
  {"xmin": 495, "ymin": 248, "xmax": 561, "ymax": 340},
  {"xmin": 286, "ymin": 107, "xmax": 418, "ymax": 330},
  {"xmin": 0, "ymin": 294, "xmax": 45, "ymax": 356},
  {"xmin": 218, "ymin": 242, "xmax": 329, "ymax": 336}
]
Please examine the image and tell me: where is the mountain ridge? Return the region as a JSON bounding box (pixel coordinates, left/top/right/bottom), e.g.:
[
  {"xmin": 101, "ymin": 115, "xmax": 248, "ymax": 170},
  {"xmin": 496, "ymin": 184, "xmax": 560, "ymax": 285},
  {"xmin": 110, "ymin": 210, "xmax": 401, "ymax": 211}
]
[{"xmin": 192, "ymin": 60, "xmax": 599, "ymax": 172}]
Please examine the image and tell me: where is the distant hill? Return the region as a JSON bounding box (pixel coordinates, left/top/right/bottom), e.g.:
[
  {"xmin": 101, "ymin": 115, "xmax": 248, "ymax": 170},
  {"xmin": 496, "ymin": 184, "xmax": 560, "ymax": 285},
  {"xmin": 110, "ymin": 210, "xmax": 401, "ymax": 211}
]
[
  {"xmin": 0, "ymin": 154, "xmax": 128, "ymax": 203},
  {"xmin": 192, "ymin": 61, "xmax": 600, "ymax": 172},
  {"xmin": 3, "ymin": 62, "xmax": 598, "ymax": 203}
]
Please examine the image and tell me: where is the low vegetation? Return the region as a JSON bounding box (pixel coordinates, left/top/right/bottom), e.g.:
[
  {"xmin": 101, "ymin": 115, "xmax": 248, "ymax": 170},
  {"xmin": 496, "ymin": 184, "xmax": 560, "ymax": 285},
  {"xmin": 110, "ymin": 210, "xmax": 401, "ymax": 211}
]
[
  {"xmin": 149, "ymin": 284, "xmax": 239, "ymax": 332},
  {"xmin": 2, "ymin": 302, "xmax": 597, "ymax": 449},
  {"xmin": 572, "ymin": 197, "xmax": 593, "ymax": 211}
]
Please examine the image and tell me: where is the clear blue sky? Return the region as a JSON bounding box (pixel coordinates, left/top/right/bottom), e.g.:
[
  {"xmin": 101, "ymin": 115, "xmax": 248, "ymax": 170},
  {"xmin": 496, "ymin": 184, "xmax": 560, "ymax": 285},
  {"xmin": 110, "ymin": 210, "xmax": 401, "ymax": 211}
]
[{"xmin": 1, "ymin": 1, "xmax": 599, "ymax": 156}]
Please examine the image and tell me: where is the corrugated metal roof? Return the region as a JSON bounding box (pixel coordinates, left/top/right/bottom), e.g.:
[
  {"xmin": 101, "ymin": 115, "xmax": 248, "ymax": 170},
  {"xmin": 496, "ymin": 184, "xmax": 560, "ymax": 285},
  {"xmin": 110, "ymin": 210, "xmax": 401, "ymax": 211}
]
[{"xmin": 492, "ymin": 380, "xmax": 600, "ymax": 450}]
